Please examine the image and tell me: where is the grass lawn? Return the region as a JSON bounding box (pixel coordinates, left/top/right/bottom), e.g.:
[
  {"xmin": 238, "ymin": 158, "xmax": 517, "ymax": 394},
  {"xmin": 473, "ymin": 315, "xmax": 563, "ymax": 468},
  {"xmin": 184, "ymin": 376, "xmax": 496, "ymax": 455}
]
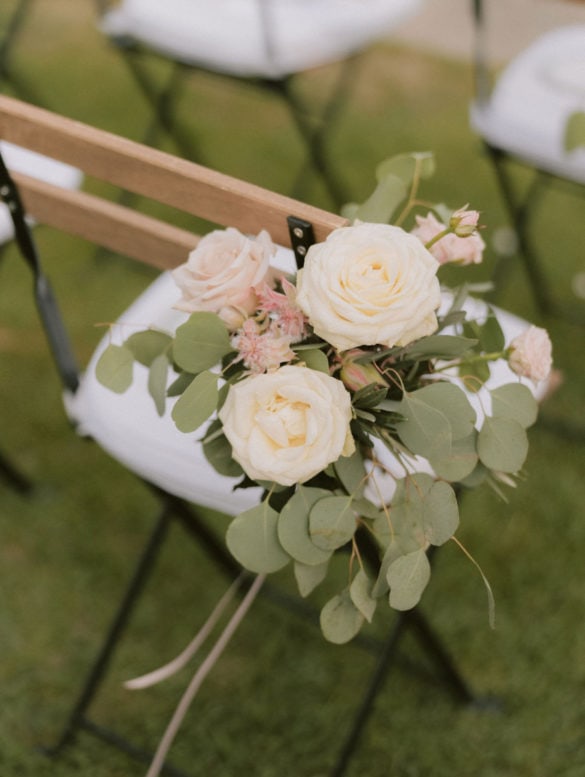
[{"xmin": 1, "ymin": 3, "xmax": 585, "ymax": 776}]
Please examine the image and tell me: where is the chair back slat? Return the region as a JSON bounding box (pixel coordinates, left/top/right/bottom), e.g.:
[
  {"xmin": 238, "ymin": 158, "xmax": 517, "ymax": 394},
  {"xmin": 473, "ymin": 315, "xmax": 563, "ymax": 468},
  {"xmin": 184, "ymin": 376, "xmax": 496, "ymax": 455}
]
[
  {"xmin": 14, "ymin": 173, "xmax": 200, "ymax": 270},
  {"xmin": 0, "ymin": 95, "xmax": 348, "ymax": 250}
]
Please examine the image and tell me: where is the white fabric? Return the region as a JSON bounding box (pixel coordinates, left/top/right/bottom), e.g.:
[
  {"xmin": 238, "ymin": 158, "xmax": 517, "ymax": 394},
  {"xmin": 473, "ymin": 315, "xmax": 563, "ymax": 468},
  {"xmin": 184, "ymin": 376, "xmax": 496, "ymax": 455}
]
[
  {"xmin": 100, "ymin": 0, "xmax": 424, "ymax": 78},
  {"xmin": 0, "ymin": 141, "xmax": 83, "ymax": 245},
  {"xmin": 66, "ymin": 244, "xmax": 549, "ymax": 517},
  {"xmin": 470, "ymin": 25, "xmax": 585, "ymax": 185}
]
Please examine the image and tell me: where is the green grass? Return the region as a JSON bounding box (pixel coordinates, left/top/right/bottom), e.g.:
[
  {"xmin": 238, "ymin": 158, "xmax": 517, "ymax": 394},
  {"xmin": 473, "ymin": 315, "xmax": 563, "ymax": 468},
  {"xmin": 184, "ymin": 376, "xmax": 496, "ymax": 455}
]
[{"xmin": 1, "ymin": 3, "xmax": 585, "ymax": 776}]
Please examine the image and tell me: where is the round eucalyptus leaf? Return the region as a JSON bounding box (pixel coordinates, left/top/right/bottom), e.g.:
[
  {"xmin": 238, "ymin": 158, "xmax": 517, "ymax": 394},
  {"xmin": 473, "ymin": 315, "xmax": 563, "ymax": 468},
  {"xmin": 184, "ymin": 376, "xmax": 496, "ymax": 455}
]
[
  {"xmin": 173, "ymin": 312, "xmax": 232, "ymax": 373},
  {"xmin": 125, "ymin": 330, "xmax": 172, "ymax": 366},
  {"xmin": 409, "ymin": 383, "xmax": 477, "ymax": 440},
  {"xmin": 429, "ymin": 432, "xmax": 479, "ymax": 481},
  {"xmin": 147, "ymin": 353, "xmax": 169, "ymax": 417},
  {"xmin": 309, "ymin": 496, "xmax": 357, "ymax": 551},
  {"xmin": 95, "ymin": 343, "xmax": 134, "ymax": 393},
  {"xmin": 320, "ymin": 590, "xmax": 364, "ymax": 644},
  {"xmin": 387, "ymin": 549, "xmax": 431, "ymax": 611},
  {"xmin": 355, "ymin": 175, "xmax": 407, "ymax": 224},
  {"xmin": 299, "ymin": 348, "xmax": 329, "ymax": 374},
  {"xmin": 334, "ymin": 449, "xmax": 366, "ymax": 497},
  {"xmin": 349, "ymin": 569, "xmax": 377, "ymax": 623},
  {"xmin": 226, "ymin": 502, "xmax": 290, "ymax": 574},
  {"xmin": 294, "ymin": 559, "xmax": 329, "ymax": 598},
  {"xmin": 423, "ymin": 481, "xmax": 459, "ymax": 546},
  {"xmin": 478, "ymin": 416, "xmax": 529, "ymax": 473},
  {"xmin": 278, "ymin": 487, "xmax": 332, "ymax": 565},
  {"xmin": 171, "ymin": 370, "xmax": 219, "ymax": 433},
  {"xmin": 202, "ymin": 419, "xmax": 244, "ymax": 478},
  {"xmin": 490, "ymin": 383, "xmax": 538, "ymax": 429},
  {"xmin": 395, "ymin": 393, "xmax": 452, "ymax": 460}
]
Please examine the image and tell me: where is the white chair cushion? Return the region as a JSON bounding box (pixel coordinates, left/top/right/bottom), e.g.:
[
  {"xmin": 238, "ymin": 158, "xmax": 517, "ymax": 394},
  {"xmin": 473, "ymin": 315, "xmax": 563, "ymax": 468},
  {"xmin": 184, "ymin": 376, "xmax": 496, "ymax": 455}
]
[
  {"xmin": 0, "ymin": 141, "xmax": 83, "ymax": 245},
  {"xmin": 100, "ymin": 0, "xmax": 424, "ymax": 79},
  {"xmin": 470, "ymin": 25, "xmax": 585, "ymax": 185},
  {"xmin": 66, "ymin": 243, "xmax": 549, "ymax": 517}
]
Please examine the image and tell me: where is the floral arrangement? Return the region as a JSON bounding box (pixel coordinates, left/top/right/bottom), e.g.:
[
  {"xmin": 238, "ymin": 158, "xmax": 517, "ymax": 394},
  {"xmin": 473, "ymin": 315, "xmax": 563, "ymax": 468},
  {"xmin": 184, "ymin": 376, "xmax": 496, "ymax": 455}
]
[{"xmin": 96, "ymin": 153, "xmax": 552, "ymax": 645}]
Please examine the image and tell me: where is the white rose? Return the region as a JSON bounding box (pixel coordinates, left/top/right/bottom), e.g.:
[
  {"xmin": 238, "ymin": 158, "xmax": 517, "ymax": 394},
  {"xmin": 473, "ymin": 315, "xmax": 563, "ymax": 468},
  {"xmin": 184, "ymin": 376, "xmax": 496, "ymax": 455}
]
[
  {"xmin": 295, "ymin": 223, "xmax": 441, "ymax": 351},
  {"xmin": 508, "ymin": 325, "xmax": 552, "ymax": 382},
  {"xmin": 172, "ymin": 227, "xmax": 275, "ymax": 329},
  {"xmin": 219, "ymin": 365, "xmax": 355, "ymax": 486}
]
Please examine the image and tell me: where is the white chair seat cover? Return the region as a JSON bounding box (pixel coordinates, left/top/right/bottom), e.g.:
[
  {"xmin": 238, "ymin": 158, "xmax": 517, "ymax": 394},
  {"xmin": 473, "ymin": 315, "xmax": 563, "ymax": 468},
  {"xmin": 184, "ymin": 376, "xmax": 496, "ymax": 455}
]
[
  {"xmin": 0, "ymin": 141, "xmax": 83, "ymax": 244},
  {"xmin": 100, "ymin": 0, "xmax": 424, "ymax": 78},
  {"xmin": 470, "ymin": 25, "xmax": 585, "ymax": 185},
  {"xmin": 66, "ymin": 243, "xmax": 549, "ymax": 517}
]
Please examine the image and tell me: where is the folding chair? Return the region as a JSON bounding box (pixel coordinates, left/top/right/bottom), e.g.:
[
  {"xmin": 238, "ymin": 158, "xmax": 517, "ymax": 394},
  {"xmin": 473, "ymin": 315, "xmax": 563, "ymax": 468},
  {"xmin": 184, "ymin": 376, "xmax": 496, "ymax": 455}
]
[
  {"xmin": 0, "ymin": 94, "xmax": 550, "ymax": 776},
  {"xmin": 95, "ymin": 0, "xmax": 426, "ymax": 208},
  {"xmin": 469, "ymin": 0, "xmax": 585, "ymax": 319}
]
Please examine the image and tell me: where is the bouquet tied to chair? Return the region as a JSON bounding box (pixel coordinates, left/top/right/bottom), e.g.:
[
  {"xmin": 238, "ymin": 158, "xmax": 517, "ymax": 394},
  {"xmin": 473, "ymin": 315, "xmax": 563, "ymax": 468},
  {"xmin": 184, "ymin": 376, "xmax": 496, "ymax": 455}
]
[{"xmin": 97, "ymin": 153, "xmax": 552, "ymax": 645}]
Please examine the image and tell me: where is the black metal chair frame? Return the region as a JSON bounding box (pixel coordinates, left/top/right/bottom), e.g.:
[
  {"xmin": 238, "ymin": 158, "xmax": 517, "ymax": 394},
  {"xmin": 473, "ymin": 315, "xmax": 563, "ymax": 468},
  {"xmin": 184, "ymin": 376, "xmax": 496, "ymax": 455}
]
[
  {"xmin": 0, "ymin": 137, "xmax": 480, "ymax": 776},
  {"xmin": 471, "ymin": 0, "xmax": 585, "ymax": 324}
]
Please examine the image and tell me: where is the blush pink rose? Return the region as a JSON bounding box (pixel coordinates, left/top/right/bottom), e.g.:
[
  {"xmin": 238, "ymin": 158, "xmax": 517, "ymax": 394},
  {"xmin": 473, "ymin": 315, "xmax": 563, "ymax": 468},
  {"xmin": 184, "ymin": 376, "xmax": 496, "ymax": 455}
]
[
  {"xmin": 508, "ymin": 326, "xmax": 553, "ymax": 383},
  {"xmin": 172, "ymin": 228, "xmax": 275, "ymax": 329},
  {"xmin": 412, "ymin": 211, "xmax": 485, "ymax": 265}
]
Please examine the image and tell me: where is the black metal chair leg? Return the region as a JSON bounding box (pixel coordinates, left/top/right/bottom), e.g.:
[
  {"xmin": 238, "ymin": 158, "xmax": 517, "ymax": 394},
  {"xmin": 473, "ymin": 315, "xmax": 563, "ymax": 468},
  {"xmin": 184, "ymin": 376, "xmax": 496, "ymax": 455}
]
[{"xmin": 44, "ymin": 505, "xmax": 172, "ymax": 755}]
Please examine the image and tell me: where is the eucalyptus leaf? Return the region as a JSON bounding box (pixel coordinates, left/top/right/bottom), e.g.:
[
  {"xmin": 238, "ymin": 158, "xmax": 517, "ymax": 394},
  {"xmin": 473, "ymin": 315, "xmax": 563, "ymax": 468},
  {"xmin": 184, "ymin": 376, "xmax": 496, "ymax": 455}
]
[
  {"xmin": 387, "ymin": 548, "xmax": 431, "ymax": 611},
  {"xmin": 334, "ymin": 449, "xmax": 366, "ymax": 497},
  {"xmin": 408, "ymin": 383, "xmax": 477, "ymax": 440},
  {"xmin": 173, "ymin": 312, "xmax": 232, "ymax": 373},
  {"xmin": 125, "ymin": 330, "xmax": 172, "ymax": 366},
  {"xmin": 405, "ymin": 335, "xmax": 477, "ymax": 361},
  {"xmin": 309, "ymin": 496, "xmax": 357, "ymax": 551},
  {"xmin": 320, "ymin": 590, "xmax": 364, "ymax": 644},
  {"xmin": 300, "ymin": 348, "xmax": 330, "ymax": 374},
  {"xmin": 95, "ymin": 343, "xmax": 134, "ymax": 393},
  {"xmin": 277, "ymin": 487, "xmax": 332, "ymax": 565},
  {"xmin": 355, "ymin": 175, "xmax": 407, "ymax": 224},
  {"xmin": 423, "ymin": 481, "xmax": 459, "ymax": 546},
  {"xmin": 479, "ymin": 311, "xmax": 505, "ymax": 353},
  {"xmin": 294, "ymin": 559, "xmax": 329, "ymax": 598},
  {"xmin": 375, "ymin": 151, "xmax": 435, "ymax": 185},
  {"xmin": 167, "ymin": 371, "xmax": 195, "ymax": 397},
  {"xmin": 372, "ymin": 537, "xmax": 404, "ymax": 598},
  {"xmin": 491, "ymin": 383, "xmax": 538, "ymax": 429},
  {"xmin": 395, "ymin": 392, "xmax": 452, "ymax": 460},
  {"xmin": 202, "ymin": 419, "xmax": 244, "ymax": 478},
  {"xmin": 148, "ymin": 353, "xmax": 169, "ymax": 416},
  {"xmin": 349, "ymin": 569, "xmax": 377, "ymax": 623},
  {"xmin": 478, "ymin": 416, "xmax": 528, "ymax": 473},
  {"xmin": 429, "ymin": 432, "xmax": 479, "ymax": 481},
  {"xmin": 226, "ymin": 502, "xmax": 290, "ymax": 574},
  {"xmin": 171, "ymin": 370, "xmax": 219, "ymax": 433}
]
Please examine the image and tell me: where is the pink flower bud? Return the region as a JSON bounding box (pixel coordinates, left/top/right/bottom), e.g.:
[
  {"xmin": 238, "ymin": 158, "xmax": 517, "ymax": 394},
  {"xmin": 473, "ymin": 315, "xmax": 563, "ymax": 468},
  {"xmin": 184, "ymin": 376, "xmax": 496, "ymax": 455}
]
[
  {"xmin": 449, "ymin": 207, "xmax": 481, "ymax": 238},
  {"xmin": 508, "ymin": 326, "xmax": 552, "ymax": 383},
  {"xmin": 339, "ymin": 350, "xmax": 386, "ymax": 392}
]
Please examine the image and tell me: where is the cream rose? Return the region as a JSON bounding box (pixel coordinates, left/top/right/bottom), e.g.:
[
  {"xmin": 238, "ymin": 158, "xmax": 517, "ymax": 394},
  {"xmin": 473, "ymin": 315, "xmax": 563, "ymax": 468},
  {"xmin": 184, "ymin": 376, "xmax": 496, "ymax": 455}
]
[
  {"xmin": 295, "ymin": 223, "xmax": 441, "ymax": 352},
  {"xmin": 508, "ymin": 325, "xmax": 552, "ymax": 382},
  {"xmin": 219, "ymin": 365, "xmax": 355, "ymax": 486},
  {"xmin": 172, "ymin": 227, "xmax": 275, "ymax": 329}
]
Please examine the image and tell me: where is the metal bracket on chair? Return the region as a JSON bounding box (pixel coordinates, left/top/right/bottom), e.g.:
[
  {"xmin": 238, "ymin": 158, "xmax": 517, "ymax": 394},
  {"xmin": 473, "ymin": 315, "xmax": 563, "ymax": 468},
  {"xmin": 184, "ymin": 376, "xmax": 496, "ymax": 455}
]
[{"xmin": 287, "ymin": 216, "xmax": 315, "ymax": 269}]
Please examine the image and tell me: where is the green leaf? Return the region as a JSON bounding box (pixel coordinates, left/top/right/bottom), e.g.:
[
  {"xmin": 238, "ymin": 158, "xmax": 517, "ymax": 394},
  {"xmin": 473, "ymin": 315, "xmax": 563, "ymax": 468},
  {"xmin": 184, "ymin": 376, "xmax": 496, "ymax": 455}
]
[
  {"xmin": 167, "ymin": 371, "xmax": 195, "ymax": 397},
  {"xmin": 226, "ymin": 501, "xmax": 290, "ymax": 574},
  {"xmin": 171, "ymin": 370, "xmax": 219, "ymax": 433},
  {"xmin": 491, "ymin": 383, "xmax": 538, "ymax": 429},
  {"xmin": 405, "ymin": 335, "xmax": 477, "ymax": 361},
  {"xmin": 564, "ymin": 110, "xmax": 585, "ymax": 152},
  {"xmin": 202, "ymin": 419, "xmax": 244, "ymax": 478},
  {"xmin": 372, "ymin": 537, "xmax": 404, "ymax": 598},
  {"xmin": 387, "ymin": 548, "xmax": 431, "ymax": 611},
  {"xmin": 173, "ymin": 312, "xmax": 232, "ymax": 373},
  {"xmin": 428, "ymin": 432, "xmax": 479, "ymax": 481},
  {"xmin": 148, "ymin": 353, "xmax": 169, "ymax": 416},
  {"xmin": 395, "ymin": 392, "xmax": 452, "ymax": 460},
  {"xmin": 459, "ymin": 357, "xmax": 491, "ymax": 391},
  {"xmin": 479, "ymin": 311, "xmax": 505, "ymax": 353},
  {"xmin": 333, "ymin": 449, "xmax": 366, "ymax": 496},
  {"xmin": 309, "ymin": 496, "xmax": 357, "ymax": 551},
  {"xmin": 375, "ymin": 151, "xmax": 435, "ymax": 186},
  {"xmin": 355, "ymin": 175, "xmax": 407, "ymax": 224},
  {"xmin": 349, "ymin": 569, "xmax": 377, "ymax": 623},
  {"xmin": 423, "ymin": 481, "xmax": 459, "ymax": 546},
  {"xmin": 408, "ymin": 383, "xmax": 477, "ymax": 440},
  {"xmin": 277, "ymin": 487, "xmax": 332, "ymax": 565},
  {"xmin": 125, "ymin": 330, "xmax": 172, "ymax": 366},
  {"xmin": 95, "ymin": 343, "xmax": 134, "ymax": 393},
  {"xmin": 294, "ymin": 559, "xmax": 329, "ymax": 597},
  {"xmin": 320, "ymin": 590, "xmax": 364, "ymax": 644},
  {"xmin": 351, "ymin": 496, "xmax": 384, "ymax": 521},
  {"xmin": 478, "ymin": 416, "xmax": 529, "ymax": 473},
  {"xmin": 299, "ymin": 348, "xmax": 330, "ymax": 374}
]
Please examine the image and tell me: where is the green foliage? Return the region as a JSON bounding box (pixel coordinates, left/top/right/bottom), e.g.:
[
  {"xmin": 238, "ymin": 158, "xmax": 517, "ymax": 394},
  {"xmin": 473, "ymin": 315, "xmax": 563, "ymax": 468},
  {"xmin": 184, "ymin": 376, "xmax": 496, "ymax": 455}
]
[
  {"xmin": 320, "ymin": 590, "xmax": 364, "ymax": 644},
  {"xmin": 277, "ymin": 487, "xmax": 332, "ymax": 566},
  {"xmin": 309, "ymin": 496, "xmax": 358, "ymax": 551},
  {"xmin": 226, "ymin": 502, "xmax": 290, "ymax": 574},
  {"xmin": 564, "ymin": 110, "xmax": 585, "ymax": 152},
  {"xmin": 387, "ymin": 548, "xmax": 431, "ymax": 610},
  {"xmin": 171, "ymin": 370, "xmax": 219, "ymax": 433},
  {"xmin": 95, "ymin": 343, "xmax": 134, "ymax": 393},
  {"xmin": 125, "ymin": 330, "xmax": 172, "ymax": 366},
  {"xmin": 173, "ymin": 312, "xmax": 232, "ymax": 373},
  {"xmin": 478, "ymin": 416, "xmax": 528, "ymax": 473},
  {"xmin": 147, "ymin": 353, "xmax": 170, "ymax": 416}
]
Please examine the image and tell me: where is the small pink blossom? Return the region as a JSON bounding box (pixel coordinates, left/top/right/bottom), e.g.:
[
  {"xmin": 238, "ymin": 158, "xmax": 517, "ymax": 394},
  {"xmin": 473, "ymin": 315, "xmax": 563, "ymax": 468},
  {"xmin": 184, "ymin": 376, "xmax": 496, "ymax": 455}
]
[
  {"xmin": 449, "ymin": 206, "xmax": 481, "ymax": 237},
  {"xmin": 231, "ymin": 319, "xmax": 295, "ymax": 374},
  {"xmin": 339, "ymin": 349, "xmax": 387, "ymax": 392},
  {"xmin": 256, "ymin": 278, "xmax": 308, "ymax": 342},
  {"xmin": 412, "ymin": 211, "xmax": 485, "ymax": 266},
  {"xmin": 508, "ymin": 326, "xmax": 553, "ymax": 383}
]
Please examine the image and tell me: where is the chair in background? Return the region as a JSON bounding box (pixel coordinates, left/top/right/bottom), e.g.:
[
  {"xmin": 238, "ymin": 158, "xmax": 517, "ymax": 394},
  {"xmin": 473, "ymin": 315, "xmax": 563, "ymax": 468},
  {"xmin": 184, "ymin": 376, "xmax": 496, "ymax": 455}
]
[
  {"xmin": 469, "ymin": 0, "xmax": 585, "ymax": 319},
  {"xmin": 95, "ymin": 0, "xmax": 426, "ymax": 208},
  {"xmin": 0, "ymin": 94, "xmax": 499, "ymax": 776}
]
